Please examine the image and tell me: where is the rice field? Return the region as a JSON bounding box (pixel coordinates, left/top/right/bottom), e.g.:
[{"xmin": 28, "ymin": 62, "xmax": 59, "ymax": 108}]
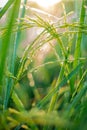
[{"xmin": 0, "ymin": 0, "xmax": 87, "ymax": 130}]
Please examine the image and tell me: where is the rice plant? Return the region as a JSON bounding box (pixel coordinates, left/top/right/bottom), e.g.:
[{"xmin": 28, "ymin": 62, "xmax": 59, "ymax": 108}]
[{"xmin": 0, "ymin": 0, "xmax": 87, "ymax": 130}]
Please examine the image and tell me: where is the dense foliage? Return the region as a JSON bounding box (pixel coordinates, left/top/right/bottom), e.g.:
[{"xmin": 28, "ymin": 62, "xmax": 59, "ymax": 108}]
[{"xmin": 0, "ymin": 0, "xmax": 87, "ymax": 130}]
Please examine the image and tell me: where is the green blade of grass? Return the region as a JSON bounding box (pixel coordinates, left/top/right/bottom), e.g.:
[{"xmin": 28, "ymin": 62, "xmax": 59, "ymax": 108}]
[
  {"xmin": 3, "ymin": 0, "xmax": 21, "ymax": 110},
  {"xmin": 48, "ymin": 64, "xmax": 65, "ymax": 112},
  {"xmin": 65, "ymin": 81, "xmax": 87, "ymax": 117},
  {"xmin": 0, "ymin": 0, "xmax": 21, "ymax": 85},
  {"xmin": 74, "ymin": 0, "xmax": 86, "ymax": 67},
  {"xmin": 71, "ymin": 69, "xmax": 87, "ymax": 101},
  {"xmin": 13, "ymin": 0, "xmax": 27, "ymax": 54},
  {"xmin": 37, "ymin": 62, "xmax": 84, "ymax": 109},
  {"xmin": 0, "ymin": 0, "xmax": 15, "ymax": 18},
  {"xmin": 71, "ymin": 0, "xmax": 86, "ymax": 90},
  {"xmin": 12, "ymin": 91, "xmax": 25, "ymax": 111}
]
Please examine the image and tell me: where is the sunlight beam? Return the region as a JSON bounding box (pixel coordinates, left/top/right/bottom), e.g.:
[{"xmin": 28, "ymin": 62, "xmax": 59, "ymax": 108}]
[
  {"xmin": 0, "ymin": 0, "xmax": 61, "ymax": 8},
  {"xmin": 0, "ymin": 0, "xmax": 8, "ymax": 7},
  {"xmin": 32, "ymin": 0, "xmax": 61, "ymax": 8}
]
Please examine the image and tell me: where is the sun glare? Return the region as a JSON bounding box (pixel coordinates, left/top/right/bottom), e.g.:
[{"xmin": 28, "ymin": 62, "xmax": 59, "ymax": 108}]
[
  {"xmin": 0, "ymin": 0, "xmax": 61, "ymax": 8},
  {"xmin": 0, "ymin": 0, "xmax": 8, "ymax": 7},
  {"xmin": 32, "ymin": 0, "xmax": 61, "ymax": 8}
]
